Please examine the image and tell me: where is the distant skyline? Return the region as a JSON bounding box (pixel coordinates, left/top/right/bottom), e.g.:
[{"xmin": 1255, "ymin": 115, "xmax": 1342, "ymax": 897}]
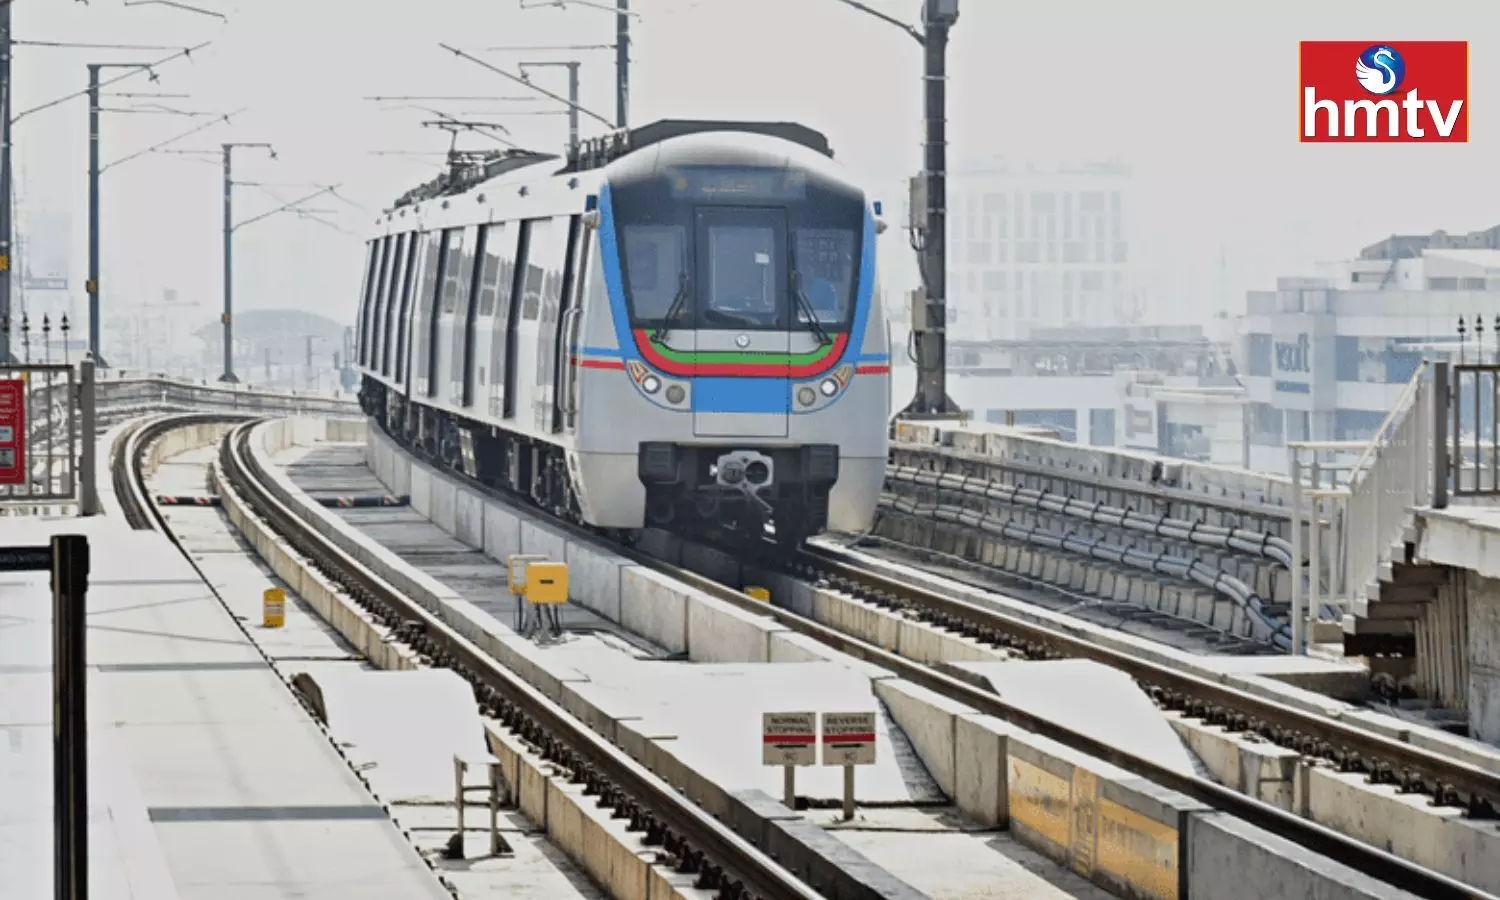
[{"xmin": 7, "ymin": 0, "xmax": 1495, "ymax": 361}]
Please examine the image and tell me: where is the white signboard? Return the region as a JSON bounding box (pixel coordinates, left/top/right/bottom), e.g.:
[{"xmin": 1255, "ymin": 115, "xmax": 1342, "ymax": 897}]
[
  {"xmin": 820, "ymin": 711, "xmax": 877, "ymax": 767},
  {"xmin": 762, "ymin": 711, "xmax": 816, "ymax": 767}
]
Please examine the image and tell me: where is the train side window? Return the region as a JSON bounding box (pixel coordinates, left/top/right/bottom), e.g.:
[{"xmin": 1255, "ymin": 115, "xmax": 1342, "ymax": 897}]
[
  {"xmin": 356, "ymin": 241, "xmax": 380, "ymax": 366},
  {"xmin": 457, "ymin": 225, "xmax": 485, "ymax": 403},
  {"xmin": 440, "ymin": 227, "xmax": 466, "ymax": 315},
  {"xmin": 391, "ymin": 233, "xmax": 419, "ymax": 381},
  {"xmin": 378, "ymin": 233, "xmax": 407, "ymax": 374},
  {"xmin": 414, "ymin": 230, "xmax": 447, "ymax": 397},
  {"xmin": 520, "ymin": 218, "xmax": 554, "ymax": 322},
  {"xmin": 502, "ymin": 221, "xmax": 532, "ymax": 419},
  {"xmin": 483, "ymin": 222, "xmax": 512, "ymax": 402},
  {"xmin": 447, "ymin": 226, "xmax": 477, "ymax": 392},
  {"xmin": 368, "ymin": 236, "xmax": 394, "ymax": 369}
]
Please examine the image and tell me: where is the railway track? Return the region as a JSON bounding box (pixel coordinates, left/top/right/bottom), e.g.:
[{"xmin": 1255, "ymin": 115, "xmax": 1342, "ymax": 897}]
[
  {"xmin": 363, "ymin": 418, "xmax": 1491, "ymax": 900},
  {"xmin": 201, "ymin": 419, "xmax": 825, "ymax": 900}
]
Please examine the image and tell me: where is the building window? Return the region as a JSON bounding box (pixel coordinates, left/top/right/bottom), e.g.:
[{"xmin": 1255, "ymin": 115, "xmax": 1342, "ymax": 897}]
[
  {"xmin": 1334, "ymin": 336, "xmax": 1360, "ymax": 382},
  {"xmin": 1113, "ymin": 242, "xmax": 1128, "ymax": 263},
  {"xmin": 1030, "ymin": 192, "xmax": 1056, "ymax": 213},
  {"xmin": 1090, "ymin": 408, "xmax": 1115, "ymax": 446},
  {"xmin": 1080, "ymin": 191, "xmax": 1106, "ymax": 212},
  {"xmin": 1080, "ymin": 271, "xmax": 1104, "ymax": 291},
  {"xmin": 1246, "ymin": 333, "xmax": 1271, "ymax": 376},
  {"xmin": 1016, "ymin": 242, "xmax": 1041, "ymax": 263},
  {"xmin": 1335, "ymin": 409, "xmax": 1388, "ymax": 442},
  {"xmin": 1286, "ymin": 410, "xmax": 1310, "ymax": 442},
  {"xmin": 1063, "ymin": 242, "xmax": 1089, "ymax": 264},
  {"xmin": 1249, "ymin": 402, "xmax": 1283, "ymax": 445},
  {"xmin": 1427, "ymin": 277, "xmax": 1459, "ymax": 290}
]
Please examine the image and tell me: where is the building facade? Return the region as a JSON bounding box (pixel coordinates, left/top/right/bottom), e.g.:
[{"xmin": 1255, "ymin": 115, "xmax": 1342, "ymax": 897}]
[
  {"xmin": 1237, "ymin": 226, "xmax": 1500, "ymax": 474},
  {"xmin": 947, "ymin": 159, "xmax": 1137, "ymax": 342}
]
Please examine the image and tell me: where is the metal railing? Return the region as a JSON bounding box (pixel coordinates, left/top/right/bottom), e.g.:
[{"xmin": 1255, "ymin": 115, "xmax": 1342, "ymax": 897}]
[
  {"xmin": 1441, "ymin": 362, "xmax": 1500, "ymax": 503},
  {"xmin": 0, "ymin": 361, "xmax": 97, "ymax": 514},
  {"xmin": 1283, "ymin": 364, "xmax": 1436, "ymax": 653}
]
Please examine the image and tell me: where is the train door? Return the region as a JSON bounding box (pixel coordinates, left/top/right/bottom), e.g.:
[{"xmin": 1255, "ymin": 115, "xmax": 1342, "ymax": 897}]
[
  {"xmin": 690, "ymin": 207, "xmax": 790, "ymax": 438},
  {"xmin": 553, "ymin": 215, "xmax": 587, "ymax": 433}
]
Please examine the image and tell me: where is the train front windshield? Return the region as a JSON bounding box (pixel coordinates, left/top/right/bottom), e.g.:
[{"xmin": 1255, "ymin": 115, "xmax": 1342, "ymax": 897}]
[{"xmin": 614, "ymin": 165, "xmax": 864, "ymax": 334}]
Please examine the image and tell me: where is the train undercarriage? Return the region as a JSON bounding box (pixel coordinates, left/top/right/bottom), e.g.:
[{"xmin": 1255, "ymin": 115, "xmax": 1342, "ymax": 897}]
[{"xmin": 358, "ymin": 378, "xmax": 834, "ymax": 553}]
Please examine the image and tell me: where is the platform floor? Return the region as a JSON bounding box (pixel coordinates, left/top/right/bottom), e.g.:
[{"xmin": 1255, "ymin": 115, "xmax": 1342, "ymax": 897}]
[
  {"xmin": 278, "ymin": 442, "xmax": 656, "ymax": 653},
  {"xmin": 0, "ymin": 513, "xmax": 453, "ymax": 900},
  {"xmin": 151, "ymin": 444, "xmax": 609, "ymax": 899}
]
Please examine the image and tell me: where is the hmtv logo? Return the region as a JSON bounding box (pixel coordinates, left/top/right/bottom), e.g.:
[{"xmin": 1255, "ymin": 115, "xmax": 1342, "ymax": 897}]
[{"xmin": 1300, "ymin": 41, "xmax": 1468, "ymax": 142}]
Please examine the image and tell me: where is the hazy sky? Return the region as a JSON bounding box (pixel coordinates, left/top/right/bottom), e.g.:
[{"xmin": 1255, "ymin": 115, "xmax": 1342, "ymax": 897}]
[{"xmin": 12, "ymin": 0, "xmax": 1497, "ymax": 356}]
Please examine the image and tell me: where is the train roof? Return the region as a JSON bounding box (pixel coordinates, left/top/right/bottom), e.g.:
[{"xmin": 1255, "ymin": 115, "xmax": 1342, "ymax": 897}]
[{"xmin": 388, "ymin": 118, "xmax": 834, "ymax": 210}]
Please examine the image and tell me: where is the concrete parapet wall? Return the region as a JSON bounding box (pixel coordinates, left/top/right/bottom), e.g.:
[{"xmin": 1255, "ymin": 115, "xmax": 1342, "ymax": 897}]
[{"xmin": 893, "ymin": 418, "xmax": 1296, "ymax": 517}]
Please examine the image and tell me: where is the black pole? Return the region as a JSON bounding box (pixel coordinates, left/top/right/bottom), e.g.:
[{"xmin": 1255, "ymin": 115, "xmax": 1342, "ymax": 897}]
[
  {"xmin": 219, "ymin": 144, "xmax": 236, "ymax": 382},
  {"xmin": 52, "ymin": 533, "xmax": 90, "ymax": 900},
  {"xmin": 566, "ymin": 61, "xmax": 581, "ymax": 151},
  {"xmin": 902, "ymin": 0, "xmax": 961, "ymax": 419},
  {"xmin": 87, "ymin": 66, "xmax": 102, "ymax": 367},
  {"xmin": 0, "ymin": 1, "xmax": 13, "ymax": 364},
  {"xmin": 615, "ymin": 0, "xmax": 629, "ymax": 128}
]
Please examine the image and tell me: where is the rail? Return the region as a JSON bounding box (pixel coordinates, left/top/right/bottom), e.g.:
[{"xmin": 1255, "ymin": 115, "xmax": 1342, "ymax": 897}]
[
  {"xmin": 365, "ymin": 416, "xmax": 1488, "ymax": 900},
  {"xmin": 782, "ymin": 543, "xmax": 1493, "ymax": 900},
  {"xmin": 216, "ymin": 421, "xmax": 823, "ymax": 900}
]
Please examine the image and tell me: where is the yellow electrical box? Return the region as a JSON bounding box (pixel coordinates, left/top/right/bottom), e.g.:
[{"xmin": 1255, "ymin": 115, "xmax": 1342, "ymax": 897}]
[
  {"xmin": 507, "ymin": 553, "xmax": 550, "ymax": 596},
  {"xmin": 263, "ymin": 587, "xmax": 286, "ymax": 628},
  {"xmin": 524, "ymin": 561, "xmax": 568, "ymax": 605},
  {"xmin": 745, "ymin": 586, "xmax": 770, "ymax": 602}
]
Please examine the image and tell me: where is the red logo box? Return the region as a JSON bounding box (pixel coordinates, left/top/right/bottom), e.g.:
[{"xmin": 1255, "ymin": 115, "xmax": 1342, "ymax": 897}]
[{"xmin": 1300, "ymin": 41, "xmax": 1468, "ymax": 142}]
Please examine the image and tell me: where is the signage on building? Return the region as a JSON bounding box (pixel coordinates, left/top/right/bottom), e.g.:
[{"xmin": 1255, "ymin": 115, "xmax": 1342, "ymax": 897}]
[{"xmin": 1273, "ymin": 333, "xmax": 1312, "ymax": 394}]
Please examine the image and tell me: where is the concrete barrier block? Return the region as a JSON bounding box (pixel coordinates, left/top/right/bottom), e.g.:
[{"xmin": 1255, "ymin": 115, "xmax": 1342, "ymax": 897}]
[
  {"xmin": 453, "ymin": 490, "xmax": 485, "ymax": 548},
  {"xmin": 684, "ymin": 593, "xmax": 781, "ymax": 663},
  {"xmin": 1188, "ymin": 812, "xmax": 1421, "ymax": 900},
  {"xmin": 954, "ymin": 713, "xmax": 1015, "ymax": 827},
  {"xmin": 613, "ymin": 717, "xmax": 678, "ymax": 766},
  {"xmin": 1007, "ymin": 730, "xmax": 1206, "ymax": 900},
  {"xmin": 769, "ymin": 631, "xmax": 839, "ymax": 663},
  {"xmin": 1307, "ymin": 766, "xmax": 1500, "ymax": 892},
  {"xmin": 429, "ymin": 476, "xmax": 458, "ymax": 532},
  {"xmin": 520, "ymin": 519, "xmax": 568, "ymax": 561},
  {"xmin": 813, "ymin": 589, "xmax": 899, "ymax": 650},
  {"xmin": 563, "ymin": 541, "xmax": 628, "ymax": 622},
  {"xmin": 873, "ymin": 679, "xmax": 971, "ymax": 798},
  {"xmin": 482, "ymin": 500, "xmax": 521, "ymax": 559},
  {"xmin": 408, "ymin": 465, "xmax": 432, "ymax": 517},
  {"xmin": 619, "ymin": 567, "xmax": 688, "ymax": 655}
]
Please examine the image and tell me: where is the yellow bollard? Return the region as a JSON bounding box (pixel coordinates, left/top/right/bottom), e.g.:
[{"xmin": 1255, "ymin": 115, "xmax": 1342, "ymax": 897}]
[
  {"xmin": 745, "ymin": 586, "xmax": 770, "ymax": 602},
  {"xmin": 263, "ymin": 587, "xmax": 285, "ymax": 628}
]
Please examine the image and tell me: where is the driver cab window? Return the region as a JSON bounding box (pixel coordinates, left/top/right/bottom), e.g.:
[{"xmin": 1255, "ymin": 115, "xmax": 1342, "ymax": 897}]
[{"xmin": 698, "ymin": 211, "xmax": 787, "ymax": 330}]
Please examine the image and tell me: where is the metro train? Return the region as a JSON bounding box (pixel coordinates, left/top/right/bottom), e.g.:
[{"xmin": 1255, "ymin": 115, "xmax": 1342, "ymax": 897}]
[{"xmin": 354, "ymin": 119, "xmax": 891, "ymax": 548}]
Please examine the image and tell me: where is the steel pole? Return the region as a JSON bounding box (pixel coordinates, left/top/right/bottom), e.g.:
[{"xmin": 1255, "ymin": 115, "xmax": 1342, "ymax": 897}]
[
  {"xmin": 52, "ymin": 533, "xmax": 91, "ymax": 900},
  {"xmin": 615, "ymin": 0, "xmax": 629, "ymax": 128},
  {"xmin": 87, "ymin": 66, "xmax": 102, "ymax": 366},
  {"xmin": 903, "ymin": 2, "xmax": 960, "ymax": 419},
  {"xmin": 219, "ymin": 144, "xmax": 236, "ymax": 382},
  {"xmin": 0, "ymin": 2, "xmax": 12, "ymax": 363},
  {"xmin": 566, "ymin": 61, "xmax": 581, "ymax": 151}
]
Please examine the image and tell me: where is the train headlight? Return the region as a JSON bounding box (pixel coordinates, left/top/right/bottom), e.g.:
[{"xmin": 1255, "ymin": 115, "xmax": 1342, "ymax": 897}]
[
  {"xmin": 797, "ymin": 386, "xmax": 816, "ymax": 407},
  {"xmin": 641, "ymin": 374, "xmax": 662, "ymax": 394},
  {"xmin": 819, "ymin": 378, "xmax": 839, "ymax": 397},
  {"xmin": 665, "ymin": 384, "xmax": 685, "ymax": 404}
]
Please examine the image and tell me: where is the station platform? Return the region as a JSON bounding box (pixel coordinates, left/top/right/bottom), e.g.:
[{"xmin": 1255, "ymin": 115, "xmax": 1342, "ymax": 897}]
[{"xmin": 0, "ymin": 514, "xmax": 452, "ymax": 900}]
